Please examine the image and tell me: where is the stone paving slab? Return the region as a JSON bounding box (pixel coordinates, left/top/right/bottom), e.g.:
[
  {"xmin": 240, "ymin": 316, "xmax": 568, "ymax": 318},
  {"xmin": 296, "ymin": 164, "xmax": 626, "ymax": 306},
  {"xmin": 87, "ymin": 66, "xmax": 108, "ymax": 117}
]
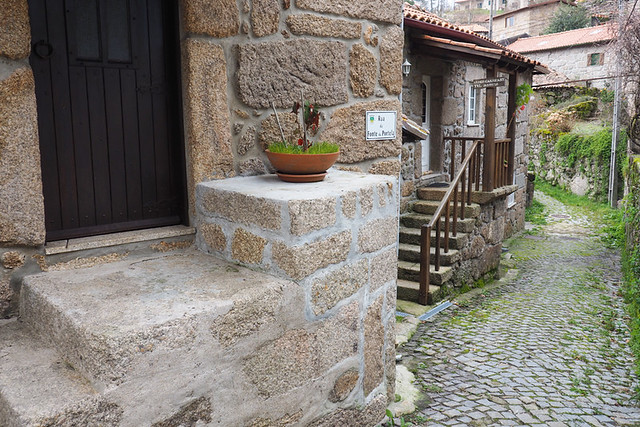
[{"xmin": 397, "ymin": 191, "xmax": 640, "ymax": 426}]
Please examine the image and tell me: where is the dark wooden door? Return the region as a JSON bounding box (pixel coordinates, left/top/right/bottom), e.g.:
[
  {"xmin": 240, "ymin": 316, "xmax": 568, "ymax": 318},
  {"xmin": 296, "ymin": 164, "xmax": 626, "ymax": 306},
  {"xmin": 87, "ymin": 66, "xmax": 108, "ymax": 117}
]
[{"xmin": 29, "ymin": 0, "xmax": 186, "ymax": 241}]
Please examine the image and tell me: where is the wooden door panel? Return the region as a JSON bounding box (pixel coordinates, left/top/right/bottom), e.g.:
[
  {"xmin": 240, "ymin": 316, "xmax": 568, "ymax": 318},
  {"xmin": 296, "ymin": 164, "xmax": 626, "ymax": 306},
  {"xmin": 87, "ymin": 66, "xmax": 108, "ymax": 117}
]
[
  {"xmin": 29, "ymin": 0, "xmax": 185, "ymax": 241},
  {"xmin": 68, "ymin": 66, "xmax": 96, "ymax": 228}
]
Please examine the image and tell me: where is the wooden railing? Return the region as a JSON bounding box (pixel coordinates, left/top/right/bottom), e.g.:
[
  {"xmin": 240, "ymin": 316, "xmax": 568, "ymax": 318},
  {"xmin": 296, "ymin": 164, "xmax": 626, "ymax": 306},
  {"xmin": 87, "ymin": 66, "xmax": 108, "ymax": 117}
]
[
  {"xmin": 418, "ymin": 136, "xmax": 514, "ymax": 305},
  {"xmin": 445, "ymin": 137, "xmax": 512, "ymax": 192},
  {"xmin": 419, "ymin": 140, "xmax": 481, "ymax": 305},
  {"xmin": 494, "ymin": 138, "xmax": 511, "ymax": 188}
]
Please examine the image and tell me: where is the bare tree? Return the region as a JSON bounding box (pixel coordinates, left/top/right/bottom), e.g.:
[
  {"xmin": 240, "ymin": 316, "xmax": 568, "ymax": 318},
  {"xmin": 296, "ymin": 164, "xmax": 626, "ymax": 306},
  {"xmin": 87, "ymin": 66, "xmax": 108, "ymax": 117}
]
[{"xmin": 617, "ymin": 4, "xmax": 640, "ymax": 153}]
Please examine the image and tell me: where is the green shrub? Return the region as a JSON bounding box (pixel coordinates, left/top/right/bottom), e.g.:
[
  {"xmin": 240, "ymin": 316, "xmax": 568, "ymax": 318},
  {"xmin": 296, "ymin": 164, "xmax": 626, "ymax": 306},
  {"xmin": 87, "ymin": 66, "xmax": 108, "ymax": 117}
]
[{"xmin": 622, "ymin": 157, "xmax": 640, "ymax": 389}]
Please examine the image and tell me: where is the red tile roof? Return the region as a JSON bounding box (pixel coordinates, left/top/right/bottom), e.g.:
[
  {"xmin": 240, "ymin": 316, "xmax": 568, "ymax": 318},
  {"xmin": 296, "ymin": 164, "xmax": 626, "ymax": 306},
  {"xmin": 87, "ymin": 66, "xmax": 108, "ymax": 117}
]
[
  {"xmin": 403, "ymin": 3, "xmax": 549, "ymax": 73},
  {"xmin": 508, "ymin": 22, "xmax": 617, "ymax": 53},
  {"xmin": 491, "ymin": 0, "xmax": 575, "ymax": 19},
  {"xmin": 458, "ymin": 24, "xmax": 489, "ymax": 33}
]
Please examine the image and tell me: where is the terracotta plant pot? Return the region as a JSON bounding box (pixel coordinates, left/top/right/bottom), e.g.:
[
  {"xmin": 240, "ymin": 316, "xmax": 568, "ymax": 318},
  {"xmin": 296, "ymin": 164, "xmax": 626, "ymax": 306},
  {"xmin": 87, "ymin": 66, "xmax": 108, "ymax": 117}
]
[{"xmin": 265, "ymin": 150, "xmax": 340, "ymax": 182}]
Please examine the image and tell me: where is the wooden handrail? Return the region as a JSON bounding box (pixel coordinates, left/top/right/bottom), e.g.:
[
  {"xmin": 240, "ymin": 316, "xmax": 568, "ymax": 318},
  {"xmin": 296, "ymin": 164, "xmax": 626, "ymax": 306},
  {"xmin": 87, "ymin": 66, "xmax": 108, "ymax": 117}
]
[
  {"xmin": 419, "ymin": 140, "xmax": 481, "ymax": 305},
  {"xmin": 444, "ymin": 137, "xmax": 512, "ymax": 191}
]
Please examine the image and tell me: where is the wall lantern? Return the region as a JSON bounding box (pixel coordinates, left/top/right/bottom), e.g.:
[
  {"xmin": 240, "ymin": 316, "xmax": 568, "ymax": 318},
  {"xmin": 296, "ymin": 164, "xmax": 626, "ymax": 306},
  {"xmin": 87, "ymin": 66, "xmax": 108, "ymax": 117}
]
[{"xmin": 402, "ymin": 59, "xmax": 411, "ymax": 77}]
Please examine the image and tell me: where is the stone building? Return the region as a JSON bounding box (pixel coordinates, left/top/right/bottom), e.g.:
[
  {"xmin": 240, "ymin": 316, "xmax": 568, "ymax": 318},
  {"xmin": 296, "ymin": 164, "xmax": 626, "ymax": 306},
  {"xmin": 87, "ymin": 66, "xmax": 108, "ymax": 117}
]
[
  {"xmin": 0, "ymin": 0, "xmax": 403, "ymax": 424},
  {"xmin": 398, "ymin": 5, "xmax": 547, "ymax": 302},
  {"xmin": 490, "ymin": 0, "xmax": 575, "ymax": 45},
  {"xmin": 509, "ymin": 22, "xmax": 617, "ymax": 89},
  {"xmin": 402, "ymin": 5, "xmax": 546, "ymax": 232}
]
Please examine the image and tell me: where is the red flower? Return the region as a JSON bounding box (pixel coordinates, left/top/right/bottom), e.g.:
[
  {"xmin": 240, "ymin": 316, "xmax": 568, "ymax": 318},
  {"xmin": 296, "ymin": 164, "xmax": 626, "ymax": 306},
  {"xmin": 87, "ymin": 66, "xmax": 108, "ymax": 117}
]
[{"xmin": 298, "ymin": 138, "xmax": 304, "ymax": 146}]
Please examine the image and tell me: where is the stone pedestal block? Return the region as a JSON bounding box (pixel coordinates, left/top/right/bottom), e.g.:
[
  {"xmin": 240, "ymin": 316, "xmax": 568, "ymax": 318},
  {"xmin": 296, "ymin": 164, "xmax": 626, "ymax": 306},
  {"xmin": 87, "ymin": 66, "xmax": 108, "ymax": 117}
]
[{"xmin": 195, "ymin": 169, "xmax": 398, "ymax": 425}]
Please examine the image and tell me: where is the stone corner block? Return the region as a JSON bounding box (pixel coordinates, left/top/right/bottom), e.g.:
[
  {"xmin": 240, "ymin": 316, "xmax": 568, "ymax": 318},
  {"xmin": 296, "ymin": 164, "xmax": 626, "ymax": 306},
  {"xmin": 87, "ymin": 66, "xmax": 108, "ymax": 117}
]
[
  {"xmin": 251, "ymin": 0, "xmax": 280, "ymax": 37},
  {"xmin": 272, "ymin": 231, "xmax": 351, "ymax": 280},
  {"xmin": 0, "ymin": 67, "xmax": 46, "ymax": 246},
  {"xmin": 288, "ymin": 197, "xmax": 337, "ymax": 236},
  {"xmin": 231, "ymin": 228, "xmax": 266, "ymax": 264},
  {"xmin": 0, "ymin": 0, "xmax": 31, "ymax": 59},
  {"xmin": 237, "ymin": 39, "xmax": 347, "ymax": 109},
  {"xmin": 364, "ymin": 294, "xmax": 384, "ymax": 397},
  {"xmin": 182, "ymin": 0, "xmax": 239, "ymax": 37},
  {"xmin": 350, "ymin": 44, "xmax": 376, "ymax": 98},
  {"xmin": 183, "ymin": 38, "xmax": 234, "ymax": 214},
  {"xmin": 242, "ymin": 300, "xmax": 359, "ymax": 398},
  {"xmin": 310, "ymin": 259, "xmax": 368, "ymax": 316},
  {"xmin": 358, "ymin": 217, "xmax": 398, "ymax": 254},
  {"xmin": 295, "ymin": 0, "xmax": 402, "ymax": 25},
  {"xmin": 379, "ymin": 26, "xmax": 403, "ymax": 96},
  {"xmin": 198, "ymin": 185, "xmax": 283, "ymax": 231},
  {"xmin": 286, "ymin": 14, "xmax": 361, "ymax": 39}
]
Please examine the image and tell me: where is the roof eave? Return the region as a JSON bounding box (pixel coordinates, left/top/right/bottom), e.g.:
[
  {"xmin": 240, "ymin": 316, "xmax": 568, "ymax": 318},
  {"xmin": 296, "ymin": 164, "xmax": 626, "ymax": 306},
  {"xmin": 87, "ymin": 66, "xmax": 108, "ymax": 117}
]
[{"xmin": 405, "ymin": 17, "xmax": 545, "ymax": 72}]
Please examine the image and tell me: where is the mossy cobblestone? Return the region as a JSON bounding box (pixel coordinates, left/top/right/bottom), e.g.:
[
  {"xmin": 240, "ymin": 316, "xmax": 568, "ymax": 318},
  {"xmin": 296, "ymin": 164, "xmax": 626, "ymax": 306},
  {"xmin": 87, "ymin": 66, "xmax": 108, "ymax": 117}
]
[{"xmin": 398, "ymin": 191, "xmax": 640, "ymax": 426}]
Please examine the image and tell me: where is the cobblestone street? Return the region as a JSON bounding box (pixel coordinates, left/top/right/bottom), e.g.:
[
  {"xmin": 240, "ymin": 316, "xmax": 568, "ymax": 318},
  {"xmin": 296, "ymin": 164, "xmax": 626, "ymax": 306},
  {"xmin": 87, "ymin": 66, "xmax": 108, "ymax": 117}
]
[{"xmin": 398, "ymin": 191, "xmax": 640, "ymax": 426}]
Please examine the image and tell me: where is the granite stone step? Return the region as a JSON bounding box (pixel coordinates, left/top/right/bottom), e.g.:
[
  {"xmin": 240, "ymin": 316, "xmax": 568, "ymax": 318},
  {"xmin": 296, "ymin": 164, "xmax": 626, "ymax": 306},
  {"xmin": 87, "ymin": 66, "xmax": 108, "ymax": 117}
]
[
  {"xmin": 397, "ymin": 261, "xmax": 453, "ymax": 285},
  {"xmin": 399, "ymin": 227, "xmax": 469, "ymax": 250},
  {"xmin": 17, "ymin": 249, "xmax": 304, "ymax": 425},
  {"xmin": 411, "ymin": 200, "xmax": 481, "ymax": 219},
  {"xmin": 417, "ymin": 184, "xmax": 519, "ymax": 205},
  {"xmin": 400, "ymin": 212, "xmax": 476, "ymax": 234},
  {"xmin": 396, "ymin": 279, "xmax": 448, "ymax": 305},
  {"xmin": 0, "ymin": 319, "xmax": 121, "ymax": 426},
  {"xmin": 398, "ymin": 243, "xmax": 460, "ymax": 265}
]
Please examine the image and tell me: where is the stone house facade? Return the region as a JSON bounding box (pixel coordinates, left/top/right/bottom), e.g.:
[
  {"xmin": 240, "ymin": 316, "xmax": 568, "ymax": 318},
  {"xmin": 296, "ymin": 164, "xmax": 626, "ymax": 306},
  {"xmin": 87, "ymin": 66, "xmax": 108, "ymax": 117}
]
[
  {"xmin": 1, "ymin": 0, "xmax": 403, "ymax": 424},
  {"xmin": 509, "ymin": 22, "xmax": 617, "ymax": 89},
  {"xmin": 401, "ymin": 5, "xmax": 545, "ymax": 238},
  {"xmin": 491, "ymin": 0, "xmax": 575, "ymax": 45}
]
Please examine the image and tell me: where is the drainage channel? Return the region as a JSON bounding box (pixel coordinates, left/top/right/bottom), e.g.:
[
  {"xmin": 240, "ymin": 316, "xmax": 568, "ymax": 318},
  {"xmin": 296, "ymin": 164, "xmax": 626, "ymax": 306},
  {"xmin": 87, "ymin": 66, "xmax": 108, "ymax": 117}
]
[{"xmin": 395, "ymin": 300, "xmax": 453, "ymax": 322}]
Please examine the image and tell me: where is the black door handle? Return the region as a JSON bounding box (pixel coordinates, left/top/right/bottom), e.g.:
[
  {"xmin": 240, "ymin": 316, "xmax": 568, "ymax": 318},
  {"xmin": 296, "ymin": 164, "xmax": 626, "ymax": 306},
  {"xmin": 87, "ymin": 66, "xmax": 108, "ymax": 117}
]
[{"xmin": 33, "ymin": 40, "xmax": 54, "ymax": 59}]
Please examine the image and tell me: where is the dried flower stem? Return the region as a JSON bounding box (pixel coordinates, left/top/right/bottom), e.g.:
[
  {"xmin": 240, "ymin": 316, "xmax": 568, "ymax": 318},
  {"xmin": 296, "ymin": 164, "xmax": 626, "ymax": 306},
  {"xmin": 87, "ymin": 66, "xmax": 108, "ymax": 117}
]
[
  {"xmin": 271, "ymin": 101, "xmax": 287, "ymax": 144},
  {"xmin": 300, "ymin": 89, "xmax": 308, "ymax": 151}
]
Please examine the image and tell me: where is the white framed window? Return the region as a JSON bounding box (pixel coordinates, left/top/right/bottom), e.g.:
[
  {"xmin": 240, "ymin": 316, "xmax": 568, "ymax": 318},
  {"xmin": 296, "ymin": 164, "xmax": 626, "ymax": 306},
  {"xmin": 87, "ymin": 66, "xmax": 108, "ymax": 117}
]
[
  {"xmin": 505, "ymin": 16, "xmax": 514, "ymax": 27},
  {"xmin": 468, "ymin": 86, "xmax": 479, "ymax": 125}
]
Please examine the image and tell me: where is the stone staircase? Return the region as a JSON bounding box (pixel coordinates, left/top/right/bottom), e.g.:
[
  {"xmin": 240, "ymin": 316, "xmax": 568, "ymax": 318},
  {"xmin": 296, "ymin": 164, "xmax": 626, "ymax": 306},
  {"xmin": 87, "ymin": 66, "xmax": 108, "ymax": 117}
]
[
  {"xmin": 0, "ymin": 247, "xmax": 303, "ymax": 426},
  {"xmin": 397, "ymin": 184, "xmax": 482, "ymax": 305}
]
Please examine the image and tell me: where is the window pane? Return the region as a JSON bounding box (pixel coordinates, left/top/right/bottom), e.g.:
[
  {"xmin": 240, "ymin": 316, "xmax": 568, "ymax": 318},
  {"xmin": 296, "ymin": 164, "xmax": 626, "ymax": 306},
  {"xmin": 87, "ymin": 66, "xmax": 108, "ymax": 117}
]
[
  {"xmin": 74, "ymin": 0, "xmax": 101, "ymax": 60},
  {"xmin": 107, "ymin": 0, "xmax": 132, "ymax": 63},
  {"xmin": 421, "ymin": 83, "xmax": 427, "ymax": 123}
]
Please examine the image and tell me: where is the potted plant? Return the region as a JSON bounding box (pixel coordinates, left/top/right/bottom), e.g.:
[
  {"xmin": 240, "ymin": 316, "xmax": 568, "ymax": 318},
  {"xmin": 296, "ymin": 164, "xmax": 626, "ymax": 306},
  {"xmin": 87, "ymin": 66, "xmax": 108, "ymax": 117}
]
[{"xmin": 266, "ymin": 92, "xmax": 340, "ymax": 183}]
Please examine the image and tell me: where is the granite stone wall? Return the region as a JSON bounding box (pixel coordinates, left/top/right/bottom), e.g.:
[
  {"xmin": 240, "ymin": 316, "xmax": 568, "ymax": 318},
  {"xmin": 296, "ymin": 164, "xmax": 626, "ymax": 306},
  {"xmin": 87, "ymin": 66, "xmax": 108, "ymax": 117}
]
[
  {"xmin": 0, "ymin": 0, "xmax": 46, "ymax": 318},
  {"xmin": 181, "ymin": 0, "xmax": 404, "ymax": 218},
  {"xmin": 195, "ymin": 170, "xmax": 398, "ymax": 425}
]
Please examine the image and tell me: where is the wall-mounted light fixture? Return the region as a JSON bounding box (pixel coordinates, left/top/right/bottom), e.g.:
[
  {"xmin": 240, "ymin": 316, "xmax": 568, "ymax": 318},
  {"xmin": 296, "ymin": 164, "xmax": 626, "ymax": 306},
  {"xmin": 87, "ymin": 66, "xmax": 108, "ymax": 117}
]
[{"xmin": 402, "ymin": 59, "xmax": 411, "ymax": 77}]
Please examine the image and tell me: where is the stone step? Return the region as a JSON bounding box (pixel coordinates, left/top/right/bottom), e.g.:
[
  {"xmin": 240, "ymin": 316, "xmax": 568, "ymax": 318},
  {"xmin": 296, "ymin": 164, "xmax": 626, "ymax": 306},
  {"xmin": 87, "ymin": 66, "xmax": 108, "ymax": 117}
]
[
  {"xmin": 400, "ymin": 212, "xmax": 476, "ymax": 234},
  {"xmin": 18, "ymin": 248, "xmax": 299, "ymax": 425},
  {"xmin": 398, "ymin": 243, "xmax": 460, "ymax": 265},
  {"xmin": 411, "ymin": 200, "xmax": 481, "ymax": 219},
  {"xmin": 417, "ymin": 185, "xmax": 519, "ymax": 205},
  {"xmin": 397, "ymin": 261, "xmax": 453, "ymax": 285},
  {"xmin": 399, "ymin": 227, "xmax": 468, "ymax": 250},
  {"xmin": 396, "ymin": 279, "xmax": 448, "ymax": 305},
  {"xmin": 0, "ymin": 319, "xmax": 120, "ymax": 426}
]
